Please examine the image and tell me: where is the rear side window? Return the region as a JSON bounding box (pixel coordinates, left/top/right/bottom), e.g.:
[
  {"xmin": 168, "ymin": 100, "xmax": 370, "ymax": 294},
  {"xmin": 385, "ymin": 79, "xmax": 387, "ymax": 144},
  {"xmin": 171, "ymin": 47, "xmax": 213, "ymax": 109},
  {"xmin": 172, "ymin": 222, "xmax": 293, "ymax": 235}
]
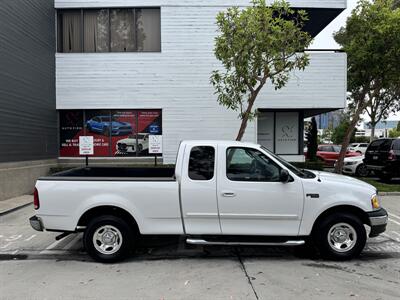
[
  {"xmin": 188, "ymin": 146, "xmax": 215, "ymax": 180},
  {"xmin": 368, "ymin": 139, "xmax": 392, "ymax": 151},
  {"xmin": 360, "ymin": 143, "xmax": 368, "ymax": 147}
]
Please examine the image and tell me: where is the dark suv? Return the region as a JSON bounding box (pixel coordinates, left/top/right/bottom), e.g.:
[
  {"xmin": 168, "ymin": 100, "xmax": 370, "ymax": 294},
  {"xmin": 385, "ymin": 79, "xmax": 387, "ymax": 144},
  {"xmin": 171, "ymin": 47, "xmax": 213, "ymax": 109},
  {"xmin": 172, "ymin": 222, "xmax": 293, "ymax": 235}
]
[{"xmin": 364, "ymin": 138, "xmax": 400, "ymax": 181}]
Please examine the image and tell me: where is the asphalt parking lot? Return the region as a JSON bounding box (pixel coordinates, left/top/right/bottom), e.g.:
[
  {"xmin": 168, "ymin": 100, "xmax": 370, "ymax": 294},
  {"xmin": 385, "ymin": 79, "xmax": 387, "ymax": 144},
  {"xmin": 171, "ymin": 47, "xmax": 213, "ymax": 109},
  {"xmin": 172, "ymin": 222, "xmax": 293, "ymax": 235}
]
[{"xmin": 1, "ymin": 196, "xmax": 400, "ymax": 299}]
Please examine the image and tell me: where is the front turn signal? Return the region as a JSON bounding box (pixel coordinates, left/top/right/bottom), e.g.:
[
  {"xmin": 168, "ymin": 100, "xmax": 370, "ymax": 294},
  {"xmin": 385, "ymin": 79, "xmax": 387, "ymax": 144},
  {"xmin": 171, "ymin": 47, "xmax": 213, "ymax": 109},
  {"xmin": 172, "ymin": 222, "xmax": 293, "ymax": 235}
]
[{"xmin": 371, "ymin": 195, "xmax": 380, "ymax": 209}]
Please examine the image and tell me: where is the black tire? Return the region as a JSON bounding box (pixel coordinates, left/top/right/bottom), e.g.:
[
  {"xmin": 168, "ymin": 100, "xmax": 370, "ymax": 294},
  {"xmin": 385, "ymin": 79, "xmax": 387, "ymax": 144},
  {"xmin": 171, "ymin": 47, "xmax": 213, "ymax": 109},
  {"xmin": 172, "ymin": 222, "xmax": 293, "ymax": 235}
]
[
  {"xmin": 355, "ymin": 164, "xmax": 369, "ymax": 177},
  {"xmin": 313, "ymin": 213, "xmax": 366, "ymax": 260},
  {"xmin": 84, "ymin": 215, "xmax": 134, "ymax": 263}
]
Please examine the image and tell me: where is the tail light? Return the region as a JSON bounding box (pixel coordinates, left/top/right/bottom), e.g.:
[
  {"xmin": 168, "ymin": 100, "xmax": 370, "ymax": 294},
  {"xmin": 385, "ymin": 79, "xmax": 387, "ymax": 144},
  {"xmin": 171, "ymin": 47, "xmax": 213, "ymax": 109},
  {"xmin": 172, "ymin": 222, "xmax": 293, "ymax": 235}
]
[
  {"xmin": 388, "ymin": 150, "xmax": 395, "ymax": 161},
  {"xmin": 33, "ymin": 188, "xmax": 40, "ymax": 210}
]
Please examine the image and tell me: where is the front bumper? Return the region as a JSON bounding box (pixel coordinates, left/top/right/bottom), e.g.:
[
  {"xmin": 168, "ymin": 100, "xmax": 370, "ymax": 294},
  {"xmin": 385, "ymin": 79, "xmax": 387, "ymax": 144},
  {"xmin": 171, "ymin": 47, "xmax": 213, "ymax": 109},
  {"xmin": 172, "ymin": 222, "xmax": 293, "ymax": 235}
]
[
  {"xmin": 29, "ymin": 215, "xmax": 44, "ymax": 231},
  {"xmin": 367, "ymin": 208, "xmax": 388, "ymax": 237}
]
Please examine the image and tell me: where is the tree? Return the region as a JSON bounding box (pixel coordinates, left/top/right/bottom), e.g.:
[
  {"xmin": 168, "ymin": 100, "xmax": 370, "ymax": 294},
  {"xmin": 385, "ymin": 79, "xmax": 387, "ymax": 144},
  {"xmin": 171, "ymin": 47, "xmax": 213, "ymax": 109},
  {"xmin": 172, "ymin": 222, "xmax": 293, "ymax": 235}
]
[
  {"xmin": 331, "ymin": 119, "xmax": 356, "ymax": 145},
  {"xmin": 333, "ymin": 0, "xmax": 400, "ymax": 173},
  {"xmin": 306, "ymin": 117, "xmax": 318, "ymax": 161},
  {"xmin": 365, "ymin": 88, "xmax": 400, "ymax": 141},
  {"xmin": 397, "ymin": 121, "xmax": 400, "ymax": 132},
  {"xmin": 211, "ymin": 0, "xmax": 312, "ymax": 141}
]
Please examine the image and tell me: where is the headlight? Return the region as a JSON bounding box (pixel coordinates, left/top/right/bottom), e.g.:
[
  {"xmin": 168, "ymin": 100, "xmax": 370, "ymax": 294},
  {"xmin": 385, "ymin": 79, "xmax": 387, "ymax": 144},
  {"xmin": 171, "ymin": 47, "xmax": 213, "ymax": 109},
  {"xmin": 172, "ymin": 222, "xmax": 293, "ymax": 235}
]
[
  {"xmin": 371, "ymin": 194, "xmax": 380, "ymax": 209},
  {"xmin": 345, "ymin": 161, "xmax": 357, "ymax": 165}
]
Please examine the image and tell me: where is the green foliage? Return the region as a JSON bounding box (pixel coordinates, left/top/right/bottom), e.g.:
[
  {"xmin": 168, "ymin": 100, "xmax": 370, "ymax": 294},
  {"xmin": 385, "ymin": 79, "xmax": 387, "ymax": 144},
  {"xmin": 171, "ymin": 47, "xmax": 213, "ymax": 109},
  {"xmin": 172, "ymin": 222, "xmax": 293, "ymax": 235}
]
[
  {"xmin": 389, "ymin": 129, "xmax": 400, "ymax": 138},
  {"xmin": 354, "ymin": 136, "xmax": 370, "ymax": 143},
  {"xmin": 211, "ymin": 0, "xmax": 312, "ymax": 140},
  {"xmin": 320, "ymin": 127, "xmax": 333, "ymax": 143},
  {"xmin": 305, "ymin": 117, "xmax": 318, "ymax": 161},
  {"xmin": 334, "ymin": 0, "xmax": 400, "ymax": 101},
  {"xmin": 331, "ymin": 119, "xmax": 356, "ymax": 145},
  {"xmin": 333, "ymin": 0, "xmax": 400, "ymax": 172}
]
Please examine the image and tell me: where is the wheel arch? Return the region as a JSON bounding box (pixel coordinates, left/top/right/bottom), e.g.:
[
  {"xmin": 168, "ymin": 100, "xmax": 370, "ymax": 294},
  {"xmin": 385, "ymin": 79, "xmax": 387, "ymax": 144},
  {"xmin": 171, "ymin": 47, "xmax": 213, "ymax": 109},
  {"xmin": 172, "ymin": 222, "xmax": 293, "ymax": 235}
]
[
  {"xmin": 78, "ymin": 205, "xmax": 140, "ymax": 234},
  {"xmin": 311, "ymin": 205, "xmax": 370, "ymax": 235}
]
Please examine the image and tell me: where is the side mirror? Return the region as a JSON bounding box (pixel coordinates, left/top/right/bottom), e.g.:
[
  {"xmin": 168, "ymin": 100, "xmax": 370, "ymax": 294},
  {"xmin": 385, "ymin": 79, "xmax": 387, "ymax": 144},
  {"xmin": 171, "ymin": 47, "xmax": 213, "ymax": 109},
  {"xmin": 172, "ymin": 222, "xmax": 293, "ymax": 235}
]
[{"xmin": 280, "ymin": 169, "xmax": 290, "ymax": 183}]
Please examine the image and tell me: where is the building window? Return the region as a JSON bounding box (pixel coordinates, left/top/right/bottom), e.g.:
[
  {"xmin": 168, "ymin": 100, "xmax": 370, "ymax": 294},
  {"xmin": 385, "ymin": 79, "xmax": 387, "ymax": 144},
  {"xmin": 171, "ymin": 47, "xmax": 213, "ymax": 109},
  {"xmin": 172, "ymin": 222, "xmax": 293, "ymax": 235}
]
[{"xmin": 57, "ymin": 8, "xmax": 161, "ymax": 53}]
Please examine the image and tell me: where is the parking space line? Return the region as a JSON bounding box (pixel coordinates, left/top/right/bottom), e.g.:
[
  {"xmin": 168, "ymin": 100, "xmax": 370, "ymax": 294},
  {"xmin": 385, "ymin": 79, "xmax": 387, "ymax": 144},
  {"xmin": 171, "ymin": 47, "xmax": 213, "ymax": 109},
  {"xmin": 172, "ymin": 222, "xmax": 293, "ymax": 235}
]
[
  {"xmin": 0, "ymin": 243, "xmax": 11, "ymax": 249},
  {"xmin": 39, "ymin": 238, "xmax": 65, "ymax": 254},
  {"xmin": 389, "ymin": 218, "xmax": 400, "ymax": 226},
  {"xmin": 392, "ymin": 231, "xmax": 400, "ymax": 238},
  {"xmin": 388, "ymin": 212, "xmax": 400, "ymax": 220},
  {"xmin": 383, "ymin": 233, "xmax": 400, "ymax": 242},
  {"xmin": 24, "ymin": 234, "xmax": 36, "ymax": 241},
  {"xmin": 62, "ymin": 234, "xmax": 81, "ymax": 250}
]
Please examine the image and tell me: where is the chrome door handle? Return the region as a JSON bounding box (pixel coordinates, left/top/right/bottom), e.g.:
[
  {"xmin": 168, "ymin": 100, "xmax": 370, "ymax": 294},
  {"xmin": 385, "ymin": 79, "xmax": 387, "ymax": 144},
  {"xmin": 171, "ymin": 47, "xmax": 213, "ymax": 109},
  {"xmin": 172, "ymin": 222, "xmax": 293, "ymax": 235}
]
[{"xmin": 222, "ymin": 192, "xmax": 236, "ymax": 197}]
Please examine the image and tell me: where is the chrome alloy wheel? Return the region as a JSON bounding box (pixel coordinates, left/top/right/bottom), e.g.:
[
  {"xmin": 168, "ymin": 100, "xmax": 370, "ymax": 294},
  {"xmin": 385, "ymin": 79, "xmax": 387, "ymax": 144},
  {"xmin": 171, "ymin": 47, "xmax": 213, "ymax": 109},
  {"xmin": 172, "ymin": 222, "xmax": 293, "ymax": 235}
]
[
  {"xmin": 327, "ymin": 223, "xmax": 357, "ymax": 253},
  {"xmin": 93, "ymin": 225, "xmax": 123, "ymax": 255}
]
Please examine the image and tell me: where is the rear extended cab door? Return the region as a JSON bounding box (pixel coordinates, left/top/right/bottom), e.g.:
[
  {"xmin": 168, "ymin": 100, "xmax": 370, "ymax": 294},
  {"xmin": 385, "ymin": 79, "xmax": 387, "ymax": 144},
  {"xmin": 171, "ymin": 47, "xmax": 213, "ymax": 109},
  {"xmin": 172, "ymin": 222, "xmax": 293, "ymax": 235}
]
[{"xmin": 179, "ymin": 142, "xmax": 221, "ymax": 235}]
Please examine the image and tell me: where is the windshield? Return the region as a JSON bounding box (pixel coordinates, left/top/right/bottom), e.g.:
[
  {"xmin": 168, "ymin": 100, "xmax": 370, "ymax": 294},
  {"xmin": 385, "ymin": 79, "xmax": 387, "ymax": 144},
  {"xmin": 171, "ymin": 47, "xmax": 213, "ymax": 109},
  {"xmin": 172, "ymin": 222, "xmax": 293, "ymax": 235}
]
[{"xmin": 260, "ymin": 146, "xmax": 316, "ymax": 179}]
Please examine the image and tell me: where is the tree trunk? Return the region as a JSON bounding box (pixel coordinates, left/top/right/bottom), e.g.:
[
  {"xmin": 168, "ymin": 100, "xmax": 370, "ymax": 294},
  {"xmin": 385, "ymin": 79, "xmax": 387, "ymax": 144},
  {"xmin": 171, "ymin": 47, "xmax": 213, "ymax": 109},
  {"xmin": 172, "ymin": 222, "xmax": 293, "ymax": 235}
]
[
  {"xmin": 236, "ymin": 94, "xmax": 257, "ymax": 141},
  {"xmin": 334, "ymin": 105, "xmax": 366, "ymax": 174},
  {"xmin": 370, "ymin": 125, "xmax": 376, "ymax": 142}
]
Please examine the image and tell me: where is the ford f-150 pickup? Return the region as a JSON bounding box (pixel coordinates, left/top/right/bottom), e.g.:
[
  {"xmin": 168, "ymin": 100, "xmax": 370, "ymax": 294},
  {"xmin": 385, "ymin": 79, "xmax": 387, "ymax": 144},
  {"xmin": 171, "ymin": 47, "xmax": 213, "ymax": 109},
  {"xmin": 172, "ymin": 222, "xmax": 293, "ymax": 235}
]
[{"xmin": 30, "ymin": 141, "xmax": 388, "ymax": 262}]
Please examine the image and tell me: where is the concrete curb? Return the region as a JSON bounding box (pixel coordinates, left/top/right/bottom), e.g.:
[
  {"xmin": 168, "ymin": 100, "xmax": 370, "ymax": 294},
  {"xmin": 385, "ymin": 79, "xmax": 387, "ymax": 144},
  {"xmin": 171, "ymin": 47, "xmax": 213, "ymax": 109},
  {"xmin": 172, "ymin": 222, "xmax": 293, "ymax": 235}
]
[
  {"xmin": 378, "ymin": 192, "xmax": 400, "ymax": 196},
  {"xmin": 0, "ymin": 202, "xmax": 32, "ymax": 217}
]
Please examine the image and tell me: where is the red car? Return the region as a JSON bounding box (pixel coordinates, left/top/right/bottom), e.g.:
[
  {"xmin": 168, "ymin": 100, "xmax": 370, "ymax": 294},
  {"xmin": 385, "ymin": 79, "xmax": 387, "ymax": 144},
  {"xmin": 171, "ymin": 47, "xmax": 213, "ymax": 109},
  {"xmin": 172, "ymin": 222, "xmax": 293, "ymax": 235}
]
[{"xmin": 316, "ymin": 144, "xmax": 361, "ymax": 166}]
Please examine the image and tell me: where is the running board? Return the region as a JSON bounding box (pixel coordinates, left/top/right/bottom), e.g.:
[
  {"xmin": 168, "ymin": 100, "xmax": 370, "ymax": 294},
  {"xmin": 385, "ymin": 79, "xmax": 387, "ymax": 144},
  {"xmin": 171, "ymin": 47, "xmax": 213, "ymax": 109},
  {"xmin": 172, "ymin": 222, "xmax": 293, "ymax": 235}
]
[{"xmin": 186, "ymin": 238, "xmax": 305, "ymax": 246}]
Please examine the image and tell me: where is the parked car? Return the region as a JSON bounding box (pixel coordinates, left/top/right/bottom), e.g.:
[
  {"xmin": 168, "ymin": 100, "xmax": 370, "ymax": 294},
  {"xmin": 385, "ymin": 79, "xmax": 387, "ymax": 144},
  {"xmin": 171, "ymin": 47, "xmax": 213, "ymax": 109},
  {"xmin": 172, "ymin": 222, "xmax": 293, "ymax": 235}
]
[
  {"xmin": 30, "ymin": 140, "xmax": 387, "ymax": 262},
  {"xmin": 335, "ymin": 155, "xmax": 370, "ymax": 177},
  {"xmin": 86, "ymin": 116, "xmax": 133, "ymax": 136},
  {"xmin": 116, "ymin": 133, "xmax": 149, "ymax": 154},
  {"xmin": 348, "ymin": 143, "xmax": 369, "ymax": 154},
  {"xmin": 364, "ymin": 138, "xmax": 400, "ymax": 181},
  {"xmin": 316, "ymin": 144, "xmax": 361, "ymax": 166}
]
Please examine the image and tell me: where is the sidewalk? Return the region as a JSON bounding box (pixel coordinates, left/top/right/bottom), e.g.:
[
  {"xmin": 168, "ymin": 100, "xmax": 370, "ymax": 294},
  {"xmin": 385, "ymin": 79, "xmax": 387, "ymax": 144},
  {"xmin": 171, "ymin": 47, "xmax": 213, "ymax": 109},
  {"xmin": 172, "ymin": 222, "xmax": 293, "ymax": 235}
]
[{"xmin": 0, "ymin": 195, "xmax": 32, "ymax": 216}]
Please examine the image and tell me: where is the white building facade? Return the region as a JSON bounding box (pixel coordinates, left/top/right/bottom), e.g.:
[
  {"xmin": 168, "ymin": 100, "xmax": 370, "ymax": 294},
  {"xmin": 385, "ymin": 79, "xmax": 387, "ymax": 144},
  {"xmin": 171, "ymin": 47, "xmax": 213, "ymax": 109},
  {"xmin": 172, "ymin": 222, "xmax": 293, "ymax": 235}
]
[{"xmin": 56, "ymin": 0, "xmax": 347, "ymax": 163}]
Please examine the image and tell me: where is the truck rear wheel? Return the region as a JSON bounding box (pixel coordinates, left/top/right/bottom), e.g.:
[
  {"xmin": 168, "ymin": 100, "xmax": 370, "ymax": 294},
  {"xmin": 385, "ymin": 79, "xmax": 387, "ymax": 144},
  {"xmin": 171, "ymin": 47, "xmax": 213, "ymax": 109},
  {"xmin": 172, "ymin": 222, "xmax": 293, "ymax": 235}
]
[
  {"xmin": 313, "ymin": 213, "xmax": 366, "ymax": 260},
  {"xmin": 84, "ymin": 215, "xmax": 133, "ymax": 263}
]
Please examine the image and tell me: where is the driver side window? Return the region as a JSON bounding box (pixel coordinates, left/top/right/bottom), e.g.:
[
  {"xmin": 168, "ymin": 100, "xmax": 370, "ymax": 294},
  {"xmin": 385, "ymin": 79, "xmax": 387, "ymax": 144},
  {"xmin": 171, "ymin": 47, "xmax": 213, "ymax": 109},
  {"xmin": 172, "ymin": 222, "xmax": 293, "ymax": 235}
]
[{"xmin": 226, "ymin": 147, "xmax": 281, "ymax": 182}]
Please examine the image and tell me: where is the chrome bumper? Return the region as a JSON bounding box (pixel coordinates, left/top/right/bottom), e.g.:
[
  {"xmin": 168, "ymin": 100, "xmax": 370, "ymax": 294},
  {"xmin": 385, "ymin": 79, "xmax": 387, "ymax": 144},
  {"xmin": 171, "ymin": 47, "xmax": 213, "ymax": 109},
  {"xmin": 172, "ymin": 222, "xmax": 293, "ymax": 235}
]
[{"xmin": 29, "ymin": 216, "xmax": 44, "ymax": 231}]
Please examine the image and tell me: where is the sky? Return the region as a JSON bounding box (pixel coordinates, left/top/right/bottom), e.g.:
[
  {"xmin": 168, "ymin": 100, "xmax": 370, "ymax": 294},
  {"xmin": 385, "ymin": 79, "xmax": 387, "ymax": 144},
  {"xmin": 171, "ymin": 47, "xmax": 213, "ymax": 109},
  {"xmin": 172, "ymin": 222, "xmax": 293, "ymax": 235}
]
[
  {"xmin": 311, "ymin": 0, "xmax": 358, "ymax": 49},
  {"xmin": 310, "ymin": 0, "xmax": 399, "ymax": 121}
]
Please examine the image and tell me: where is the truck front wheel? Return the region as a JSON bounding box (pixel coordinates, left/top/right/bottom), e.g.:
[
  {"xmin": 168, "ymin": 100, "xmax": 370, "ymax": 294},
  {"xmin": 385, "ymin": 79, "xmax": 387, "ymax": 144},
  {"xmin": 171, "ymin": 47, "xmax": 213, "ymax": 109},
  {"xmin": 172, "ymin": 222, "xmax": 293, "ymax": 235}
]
[
  {"xmin": 313, "ymin": 213, "xmax": 366, "ymax": 260},
  {"xmin": 84, "ymin": 215, "xmax": 133, "ymax": 263}
]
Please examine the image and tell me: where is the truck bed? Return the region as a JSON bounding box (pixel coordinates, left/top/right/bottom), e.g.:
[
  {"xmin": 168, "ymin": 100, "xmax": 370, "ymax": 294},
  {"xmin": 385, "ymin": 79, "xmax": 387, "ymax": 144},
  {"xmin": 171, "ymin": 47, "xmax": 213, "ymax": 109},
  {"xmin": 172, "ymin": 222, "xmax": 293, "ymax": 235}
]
[{"xmin": 40, "ymin": 167, "xmax": 176, "ymax": 181}]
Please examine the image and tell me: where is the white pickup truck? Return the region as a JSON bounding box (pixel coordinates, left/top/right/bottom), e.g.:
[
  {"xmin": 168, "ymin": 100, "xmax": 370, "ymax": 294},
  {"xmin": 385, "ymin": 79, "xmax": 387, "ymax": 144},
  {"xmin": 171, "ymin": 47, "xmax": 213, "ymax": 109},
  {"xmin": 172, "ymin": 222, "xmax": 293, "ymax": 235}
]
[{"xmin": 30, "ymin": 141, "xmax": 388, "ymax": 262}]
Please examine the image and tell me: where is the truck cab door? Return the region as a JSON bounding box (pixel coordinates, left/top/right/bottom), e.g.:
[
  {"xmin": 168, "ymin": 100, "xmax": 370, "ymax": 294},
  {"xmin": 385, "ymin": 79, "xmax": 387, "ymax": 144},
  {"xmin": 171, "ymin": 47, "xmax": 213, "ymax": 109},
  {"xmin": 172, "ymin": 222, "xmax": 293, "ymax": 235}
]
[
  {"xmin": 217, "ymin": 146, "xmax": 304, "ymax": 236},
  {"xmin": 180, "ymin": 144, "xmax": 221, "ymax": 235}
]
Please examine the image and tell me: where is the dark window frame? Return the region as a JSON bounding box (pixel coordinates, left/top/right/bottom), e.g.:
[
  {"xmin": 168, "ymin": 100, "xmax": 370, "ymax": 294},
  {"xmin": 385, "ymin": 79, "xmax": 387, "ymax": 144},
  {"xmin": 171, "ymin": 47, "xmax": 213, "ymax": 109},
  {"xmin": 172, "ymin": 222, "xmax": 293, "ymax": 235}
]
[{"xmin": 56, "ymin": 7, "xmax": 161, "ymax": 53}]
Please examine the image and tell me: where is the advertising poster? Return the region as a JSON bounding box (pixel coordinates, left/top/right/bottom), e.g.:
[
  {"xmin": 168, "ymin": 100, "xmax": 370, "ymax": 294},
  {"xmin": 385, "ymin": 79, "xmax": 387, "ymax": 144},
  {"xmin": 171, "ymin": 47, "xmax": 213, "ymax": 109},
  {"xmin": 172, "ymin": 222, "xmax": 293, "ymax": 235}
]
[
  {"xmin": 137, "ymin": 110, "xmax": 162, "ymax": 156},
  {"xmin": 84, "ymin": 110, "xmax": 112, "ymax": 156},
  {"xmin": 112, "ymin": 110, "xmax": 137, "ymax": 157},
  {"xmin": 59, "ymin": 110, "xmax": 84, "ymax": 157}
]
